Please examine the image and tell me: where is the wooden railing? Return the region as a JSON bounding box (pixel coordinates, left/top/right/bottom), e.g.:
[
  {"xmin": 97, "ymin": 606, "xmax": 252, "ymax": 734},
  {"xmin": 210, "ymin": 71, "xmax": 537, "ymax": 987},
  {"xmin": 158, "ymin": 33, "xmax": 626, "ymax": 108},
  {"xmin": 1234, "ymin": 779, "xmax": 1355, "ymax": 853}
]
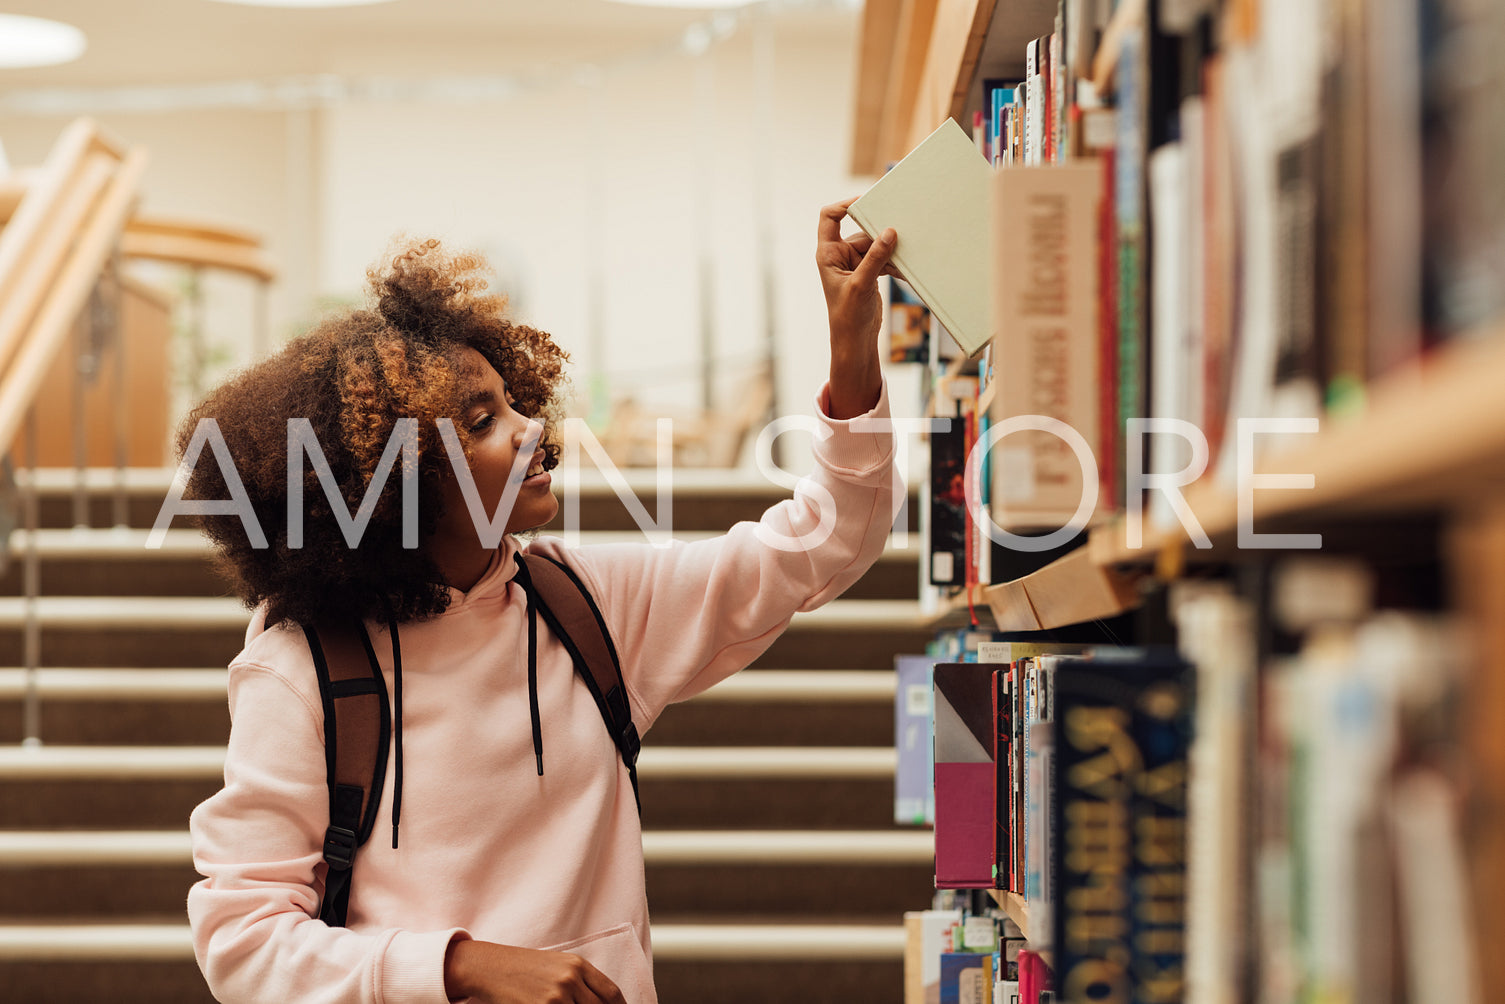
[
  {"xmin": 0, "ymin": 118, "xmax": 278, "ymax": 745},
  {"xmin": 0, "ymin": 170, "xmax": 277, "ymax": 282},
  {"xmin": 0, "ymin": 120, "xmax": 147, "ymax": 456}
]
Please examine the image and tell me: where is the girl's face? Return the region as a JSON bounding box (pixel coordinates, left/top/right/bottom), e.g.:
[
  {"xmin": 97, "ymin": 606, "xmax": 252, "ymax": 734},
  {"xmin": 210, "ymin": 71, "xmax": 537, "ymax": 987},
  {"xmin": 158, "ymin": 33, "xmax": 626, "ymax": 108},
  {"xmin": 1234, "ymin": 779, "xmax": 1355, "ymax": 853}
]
[{"xmin": 437, "ymin": 347, "xmax": 559, "ymax": 542}]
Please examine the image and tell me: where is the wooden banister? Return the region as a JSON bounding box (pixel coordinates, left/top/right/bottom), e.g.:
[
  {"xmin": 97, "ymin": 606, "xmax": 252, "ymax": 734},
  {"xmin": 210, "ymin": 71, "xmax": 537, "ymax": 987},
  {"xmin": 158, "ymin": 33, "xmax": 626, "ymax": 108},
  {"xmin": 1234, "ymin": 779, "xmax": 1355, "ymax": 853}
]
[
  {"xmin": 0, "ymin": 133, "xmax": 278, "ymax": 282},
  {"xmin": 119, "ymin": 228, "xmax": 277, "ymax": 282},
  {"xmin": 0, "ymin": 119, "xmax": 96, "ymax": 309},
  {"xmin": 0, "ymin": 153, "xmax": 116, "ymax": 380},
  {"xmin": 0, "ymin": 122, "xmax": 150, "ymax": 455}
]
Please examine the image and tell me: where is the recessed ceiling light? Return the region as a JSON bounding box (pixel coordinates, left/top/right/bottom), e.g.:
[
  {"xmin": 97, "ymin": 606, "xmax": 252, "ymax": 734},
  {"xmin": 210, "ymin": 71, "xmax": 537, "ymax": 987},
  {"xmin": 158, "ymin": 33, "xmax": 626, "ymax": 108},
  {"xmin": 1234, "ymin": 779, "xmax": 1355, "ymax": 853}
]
[
  {"xmin": 604, "ymin": 0, "xmax": 757, "ymax": 8},
  {"xmin": 0, "ymin": 14, "xmax": 86, "ymax": 69},
  {"xmin": 203, "ymin": 0, "xmax": 399, "ymax": 7}
]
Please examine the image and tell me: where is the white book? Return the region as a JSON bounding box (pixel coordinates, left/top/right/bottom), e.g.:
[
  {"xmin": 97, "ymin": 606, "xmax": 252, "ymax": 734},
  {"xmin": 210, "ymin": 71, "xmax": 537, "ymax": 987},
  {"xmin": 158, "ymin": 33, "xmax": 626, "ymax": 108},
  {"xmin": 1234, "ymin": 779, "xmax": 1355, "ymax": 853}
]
[
  {"xmin": 1148, "ymin": 140, "xmax": 1190, "ymax": 530},
  {"xmin": 848, "ymin": 119, "xmax": 995, "ymax": 357}
]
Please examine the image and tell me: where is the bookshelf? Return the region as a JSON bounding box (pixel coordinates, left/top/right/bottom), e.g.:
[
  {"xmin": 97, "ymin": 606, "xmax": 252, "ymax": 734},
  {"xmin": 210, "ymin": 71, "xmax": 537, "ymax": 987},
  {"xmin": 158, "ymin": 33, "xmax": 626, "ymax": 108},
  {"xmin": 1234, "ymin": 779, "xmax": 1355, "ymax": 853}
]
[
  {"xmin": 985, "ymin": 890, "xmax": 1029, "ymax": 938},
  {"xmin": 980, "ymin": 323, "xmax": 1505, "ymax": 629},
  {"xmin": 863, "ymin": 0, "xmax": 1505, "ymax": 1000}
]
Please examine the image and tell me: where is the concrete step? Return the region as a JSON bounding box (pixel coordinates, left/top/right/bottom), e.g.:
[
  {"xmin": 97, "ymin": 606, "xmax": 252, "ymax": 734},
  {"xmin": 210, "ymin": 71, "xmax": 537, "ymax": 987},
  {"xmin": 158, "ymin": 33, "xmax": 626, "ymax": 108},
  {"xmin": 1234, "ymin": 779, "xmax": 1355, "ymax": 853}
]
[
  {"xmin": 0, "ymin": 596, "xmax": 936, "ymax": 669},
  {"xmin": 0, "ymin": 829, "xmax": 934, "ymax": 920},
  {"xmin": 0, "ymin": 743, "xmax": 908, "ymax": 832},
  {"xmin": 0, "ymin": 744, "xmax": 898, "ymax": 780},
  {"xmin": 0, "ymin": 775, "xmax": 904, "ymax": 832},
  {"xmin": 0, "ymin": 921, "xmax": 905, "ymax": 1003},
  {"xmin": 20, "ymin": 467, "xmax": 921, "ymax": 536},
  {"xmin": 0, "ymin": 667, "xmax": 900, "ymax": 747},
  {"xmin": 0, "ymin": 528, "xmax": 924, "ymax": 601}
]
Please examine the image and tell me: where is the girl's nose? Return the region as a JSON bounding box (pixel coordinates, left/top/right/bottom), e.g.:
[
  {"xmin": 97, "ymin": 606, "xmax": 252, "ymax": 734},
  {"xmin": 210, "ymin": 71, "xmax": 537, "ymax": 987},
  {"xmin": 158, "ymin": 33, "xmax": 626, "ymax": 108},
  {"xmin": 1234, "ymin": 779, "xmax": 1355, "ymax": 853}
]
[{"xmin": 512, "ymin": 416, "xmax": 544, "ymax": 450}]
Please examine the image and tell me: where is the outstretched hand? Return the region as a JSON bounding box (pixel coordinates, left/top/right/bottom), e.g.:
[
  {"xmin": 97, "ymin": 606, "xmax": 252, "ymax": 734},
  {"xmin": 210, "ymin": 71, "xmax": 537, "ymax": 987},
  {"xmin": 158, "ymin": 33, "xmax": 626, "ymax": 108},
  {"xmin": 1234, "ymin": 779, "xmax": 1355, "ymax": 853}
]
[{"xmin": 817, "ymin": 198, "xmax": 900, "ymax": 420}]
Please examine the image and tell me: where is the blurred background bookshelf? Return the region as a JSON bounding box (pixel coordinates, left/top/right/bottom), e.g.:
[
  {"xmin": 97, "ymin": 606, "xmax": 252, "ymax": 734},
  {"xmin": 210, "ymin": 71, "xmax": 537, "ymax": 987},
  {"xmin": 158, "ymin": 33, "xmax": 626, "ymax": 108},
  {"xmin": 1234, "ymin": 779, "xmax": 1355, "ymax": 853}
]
[{"xmin": 870, "ymin": 0, "xmax": 1505, "ymax": 1000}]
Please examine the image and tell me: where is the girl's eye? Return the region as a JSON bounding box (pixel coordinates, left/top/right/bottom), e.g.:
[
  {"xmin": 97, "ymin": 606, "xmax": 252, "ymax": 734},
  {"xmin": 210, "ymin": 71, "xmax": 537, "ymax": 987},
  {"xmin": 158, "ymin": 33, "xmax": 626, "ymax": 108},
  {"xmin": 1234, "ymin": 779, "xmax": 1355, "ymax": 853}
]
[{"xmin": 470, "ymin": 413, "xmax": 495, "ymax": 433}]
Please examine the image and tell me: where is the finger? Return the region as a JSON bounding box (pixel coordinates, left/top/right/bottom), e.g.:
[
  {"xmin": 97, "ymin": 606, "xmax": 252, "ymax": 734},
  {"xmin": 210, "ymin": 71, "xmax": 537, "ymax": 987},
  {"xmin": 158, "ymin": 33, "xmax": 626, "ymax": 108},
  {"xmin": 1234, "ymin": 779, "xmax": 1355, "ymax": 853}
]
[
  {"xmin": 817, "ymin": 200, "xmax": 854, "ymax": 245},
  {"xmin": 578, "ymin": 959, "xmax": 627, "ymax": 1004},
  {"xmin": 851, "ymin": 227, "xmax": 897, "ymax": 287},
  {"xmin": 847, "ymin": 234, "xmax": 875, "ymax": 256}
]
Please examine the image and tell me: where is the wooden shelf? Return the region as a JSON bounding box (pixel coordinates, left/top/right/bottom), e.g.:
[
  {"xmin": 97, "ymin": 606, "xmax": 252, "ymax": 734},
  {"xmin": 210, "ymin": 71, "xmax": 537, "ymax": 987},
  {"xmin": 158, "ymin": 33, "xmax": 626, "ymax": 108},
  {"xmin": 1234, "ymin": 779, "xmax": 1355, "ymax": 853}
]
[
  {"xmin": 984, "ymin": 329, "xmax": 1505, "ymax": 630},
  {"xmin": 987, "ymin": 889, "xmax": 1029, "ymax": 936},
  {"xmin": 976, "ymin": 378, "xmax": 996, "ymax": 413},
  {"xmin": 852, "ymin": 0, "xmax": 1010, "ymax": 174},
  {"xmin": 985, "ymin": 890, "xmax": 1052, "ymax": 966}
]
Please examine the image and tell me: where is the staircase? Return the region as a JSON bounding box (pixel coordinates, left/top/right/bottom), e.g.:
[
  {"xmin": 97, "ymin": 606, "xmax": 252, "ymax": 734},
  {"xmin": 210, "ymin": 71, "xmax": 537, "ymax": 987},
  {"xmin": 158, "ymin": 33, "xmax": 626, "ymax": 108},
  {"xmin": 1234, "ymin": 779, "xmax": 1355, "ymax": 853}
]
[{"xmin": 0, "ymin": 468, "xmax": 937, "ymax": 1003}]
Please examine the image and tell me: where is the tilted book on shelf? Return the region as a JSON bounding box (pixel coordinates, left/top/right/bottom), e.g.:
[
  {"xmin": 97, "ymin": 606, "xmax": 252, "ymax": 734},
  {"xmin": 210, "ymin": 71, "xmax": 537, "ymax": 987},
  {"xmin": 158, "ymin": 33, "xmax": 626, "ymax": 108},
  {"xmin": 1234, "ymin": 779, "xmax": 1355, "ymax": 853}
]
[{"xmin": 848, "ymin": 118, "xmax": 995, "ymax": 357}]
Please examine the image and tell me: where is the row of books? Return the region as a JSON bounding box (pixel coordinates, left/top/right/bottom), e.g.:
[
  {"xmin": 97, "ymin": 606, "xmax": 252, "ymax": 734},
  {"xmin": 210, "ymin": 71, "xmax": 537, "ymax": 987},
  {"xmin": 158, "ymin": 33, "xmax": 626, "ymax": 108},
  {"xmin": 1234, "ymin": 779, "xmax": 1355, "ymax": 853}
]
[
  {"xmin": 903, "ymin": 892, "xmax": 1052, "ymax": 1004},
  {"xmin": 899, "ymin": 559, "xmax": 1481, "ymax": 1002},
  {"xmin": 1176, "ymin": 567, "xmax": 1481, "ymax": 1003},
  {"xmin": 864, "ymin": 0, "xmax": 1505, "ymax": 536},
  {"xmin": 930, "ymin": 644, "xmax": 1192, "ymax": 1000}
]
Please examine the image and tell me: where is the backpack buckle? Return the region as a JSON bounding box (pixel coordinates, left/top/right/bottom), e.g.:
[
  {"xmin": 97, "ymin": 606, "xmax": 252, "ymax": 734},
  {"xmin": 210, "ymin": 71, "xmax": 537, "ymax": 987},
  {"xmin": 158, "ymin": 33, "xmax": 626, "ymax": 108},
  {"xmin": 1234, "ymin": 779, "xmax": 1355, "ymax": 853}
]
[
  {"xmin": 323, "ymin": 824, "xmax": 358, "ymax": 870},
  {"xmin": 619, "ymin": 722, "xmax": 641, "ymax": 767}
]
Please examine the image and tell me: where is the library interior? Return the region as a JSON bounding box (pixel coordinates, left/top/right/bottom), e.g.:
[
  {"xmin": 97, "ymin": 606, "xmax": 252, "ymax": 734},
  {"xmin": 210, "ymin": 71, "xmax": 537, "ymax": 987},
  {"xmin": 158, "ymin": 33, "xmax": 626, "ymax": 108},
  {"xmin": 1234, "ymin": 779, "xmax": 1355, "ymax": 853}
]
[{"xmin": 0, "ymin": 0, "xmax": 1501, "ymax": 1001}]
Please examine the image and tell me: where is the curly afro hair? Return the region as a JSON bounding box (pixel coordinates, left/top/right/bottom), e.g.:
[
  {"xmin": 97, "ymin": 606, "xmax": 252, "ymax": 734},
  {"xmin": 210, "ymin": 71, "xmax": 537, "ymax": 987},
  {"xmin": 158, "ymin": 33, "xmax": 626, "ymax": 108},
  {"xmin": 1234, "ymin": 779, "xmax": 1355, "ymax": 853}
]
[{"xmin": 176, "ymin": 238, "xmax": 570, "ymax": 628}]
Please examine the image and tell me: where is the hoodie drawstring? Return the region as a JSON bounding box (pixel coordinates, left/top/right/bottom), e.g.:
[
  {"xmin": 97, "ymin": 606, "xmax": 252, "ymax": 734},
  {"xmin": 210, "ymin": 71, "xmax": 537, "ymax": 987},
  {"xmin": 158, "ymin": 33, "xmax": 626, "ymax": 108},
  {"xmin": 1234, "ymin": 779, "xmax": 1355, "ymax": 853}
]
[
  {"xmin": 385, "ymin": 607, "xmax": 404, "ymax": 850},
  {"xmin": 512, "ymin": 555, "xmax": 546, "ymax": 776},
  {"xmin": 526, "ymin": 583, "xmax": 544, "ymax": 776}
]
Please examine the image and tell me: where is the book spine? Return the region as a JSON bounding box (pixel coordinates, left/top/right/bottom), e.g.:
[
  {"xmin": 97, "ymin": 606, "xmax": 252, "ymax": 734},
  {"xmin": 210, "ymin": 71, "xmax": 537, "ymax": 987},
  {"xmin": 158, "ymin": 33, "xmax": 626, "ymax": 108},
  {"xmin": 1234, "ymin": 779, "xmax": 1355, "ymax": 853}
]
[
  {"xmin": 989, "ymin": 162, "xmax": 1104, "ymax": 529},
  {"xmin": 1022, "ymin": 658, "xmax": 1036, "ymax": 902},
  {"xmin": 1052, "ymin": 658, "xmax": 1192, "ymax": 1002},
  {"xmin": 994, "ymin": 667, "xmax": 1011, "ymax": 888},
  {"xmin": 1115, "ymin": 29, "xmax": 1148, "ymax": 506},
  {"xmin": 1098, "ymin": 146, "xmax": 1119, "ymax": 512},
  {"xmin": 1014, "ymin": 661, "xmax": 1025, "ymax": 891}
]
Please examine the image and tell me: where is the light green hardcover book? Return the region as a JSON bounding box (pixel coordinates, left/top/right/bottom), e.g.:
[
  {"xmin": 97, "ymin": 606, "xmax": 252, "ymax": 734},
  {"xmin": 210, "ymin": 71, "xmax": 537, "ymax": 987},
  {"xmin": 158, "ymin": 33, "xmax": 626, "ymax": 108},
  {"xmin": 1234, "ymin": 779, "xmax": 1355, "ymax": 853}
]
[{"xmin": 848, "ymin": 118, "xmax": 994, "ymax": 358}]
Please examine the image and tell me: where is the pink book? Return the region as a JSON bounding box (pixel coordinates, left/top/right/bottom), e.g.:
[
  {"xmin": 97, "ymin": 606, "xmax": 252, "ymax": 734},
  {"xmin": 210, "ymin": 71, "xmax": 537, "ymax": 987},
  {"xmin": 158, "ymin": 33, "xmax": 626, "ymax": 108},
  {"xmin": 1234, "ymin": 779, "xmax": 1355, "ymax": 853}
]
[{"xmin": 933, "ymin": 663, "xmax": 997, "ymax": 888}]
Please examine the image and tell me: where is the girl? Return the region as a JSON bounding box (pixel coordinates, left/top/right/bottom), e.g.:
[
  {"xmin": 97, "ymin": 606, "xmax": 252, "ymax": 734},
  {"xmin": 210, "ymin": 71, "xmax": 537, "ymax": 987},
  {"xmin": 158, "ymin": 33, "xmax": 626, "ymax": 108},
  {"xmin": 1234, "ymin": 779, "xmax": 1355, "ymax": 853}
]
[{"xmin": 186, "ymin": 201, "xmax": 900, "ymax": 1004}]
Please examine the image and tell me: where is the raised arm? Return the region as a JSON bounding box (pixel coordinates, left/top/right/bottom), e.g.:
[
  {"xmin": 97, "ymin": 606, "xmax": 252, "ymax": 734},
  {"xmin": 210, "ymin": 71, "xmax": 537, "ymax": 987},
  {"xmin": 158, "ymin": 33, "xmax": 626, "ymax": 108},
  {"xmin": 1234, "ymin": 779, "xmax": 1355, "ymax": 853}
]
[{"xmin": 816, "ymin": 197, "xmax": 898, "ymax": 420}]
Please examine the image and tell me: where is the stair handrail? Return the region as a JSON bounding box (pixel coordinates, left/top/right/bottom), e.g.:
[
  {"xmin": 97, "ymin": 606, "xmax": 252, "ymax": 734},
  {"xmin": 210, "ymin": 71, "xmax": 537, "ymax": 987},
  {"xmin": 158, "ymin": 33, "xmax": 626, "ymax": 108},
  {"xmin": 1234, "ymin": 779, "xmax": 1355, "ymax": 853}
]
[
  {"xmin": 0, "ymin": 175, "xmax": 277, "ymax": 282},
  {"xmin": 0, "ymin": 118, "xmax": 147, "ymax": 747},
  {"xmin": 0, "ymin": 119, "xmax": 147, "ymax": 457}
]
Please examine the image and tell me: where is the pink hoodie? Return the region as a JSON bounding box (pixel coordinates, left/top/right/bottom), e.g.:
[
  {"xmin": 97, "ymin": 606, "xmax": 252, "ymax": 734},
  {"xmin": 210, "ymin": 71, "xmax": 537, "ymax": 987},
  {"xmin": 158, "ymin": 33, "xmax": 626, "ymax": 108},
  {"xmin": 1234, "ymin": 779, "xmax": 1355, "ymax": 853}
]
[{"xmin": 187, "ymin": 383, "xmax": 898, "ymax": 1004}]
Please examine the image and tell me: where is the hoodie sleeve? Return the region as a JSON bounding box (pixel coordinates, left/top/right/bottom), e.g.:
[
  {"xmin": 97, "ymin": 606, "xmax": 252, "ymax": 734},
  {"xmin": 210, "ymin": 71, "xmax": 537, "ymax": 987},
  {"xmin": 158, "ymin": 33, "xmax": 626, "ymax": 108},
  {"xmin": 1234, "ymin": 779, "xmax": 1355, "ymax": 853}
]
[
  {"xmin": 187, "ymin": 662, "xmax": 466, "ymax": 1004},
  {"xmin": 536, "ymin": 379, "xmax": 899, "ymax": 729}
]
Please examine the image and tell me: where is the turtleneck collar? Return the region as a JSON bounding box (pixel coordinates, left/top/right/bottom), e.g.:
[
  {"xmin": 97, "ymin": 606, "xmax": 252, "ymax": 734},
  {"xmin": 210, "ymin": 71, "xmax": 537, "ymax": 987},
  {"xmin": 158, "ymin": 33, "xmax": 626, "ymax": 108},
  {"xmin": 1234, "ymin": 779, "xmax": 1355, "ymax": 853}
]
[{"xmin": 439, "ymin": 537, "xmax": 521, "ymax": 609}]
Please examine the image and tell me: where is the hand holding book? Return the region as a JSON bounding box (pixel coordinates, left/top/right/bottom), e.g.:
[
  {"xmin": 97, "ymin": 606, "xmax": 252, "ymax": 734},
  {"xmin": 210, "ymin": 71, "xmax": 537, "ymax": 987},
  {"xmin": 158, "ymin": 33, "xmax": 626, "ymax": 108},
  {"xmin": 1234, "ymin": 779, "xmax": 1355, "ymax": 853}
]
[{"xmin": 817, "ymin": 197, "xmax": 898, "ymax": 419}]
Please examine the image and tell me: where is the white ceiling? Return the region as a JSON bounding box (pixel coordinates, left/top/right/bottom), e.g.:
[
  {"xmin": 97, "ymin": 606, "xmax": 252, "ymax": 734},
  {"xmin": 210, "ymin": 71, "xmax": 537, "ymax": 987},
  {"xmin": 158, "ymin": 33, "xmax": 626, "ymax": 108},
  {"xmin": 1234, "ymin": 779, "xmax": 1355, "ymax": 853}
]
[{"xmin": 0, "ymin": 0, "xmax": 858, "ymax": 89}]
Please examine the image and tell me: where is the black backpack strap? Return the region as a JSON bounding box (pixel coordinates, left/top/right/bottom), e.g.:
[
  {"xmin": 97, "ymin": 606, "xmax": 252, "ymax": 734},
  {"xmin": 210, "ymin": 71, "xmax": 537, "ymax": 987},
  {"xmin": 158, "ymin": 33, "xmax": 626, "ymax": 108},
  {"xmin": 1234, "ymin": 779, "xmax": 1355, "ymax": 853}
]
[
  {"xmin": 514, "ymin": 552, "xmax": 641, "ymax": 814},
  {"xmin": 304, "ymin": 620, "xmax": 391, "ymax": 928}
]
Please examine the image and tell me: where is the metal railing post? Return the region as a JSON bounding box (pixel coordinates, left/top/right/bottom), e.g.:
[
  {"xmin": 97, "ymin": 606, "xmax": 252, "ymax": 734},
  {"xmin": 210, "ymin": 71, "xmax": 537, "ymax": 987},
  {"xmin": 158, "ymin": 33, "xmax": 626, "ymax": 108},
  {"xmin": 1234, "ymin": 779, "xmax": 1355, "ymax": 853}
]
[
  {"xmin": 71, "ymin": 301, "xmax": 90, "ymax": 529},
  {"xmin": 186, "ymin": 266, "xmax": 206, "ymax": 403},
  {"xmin": 21, "ymin": 407, "xmax": 42, "ymax": 747},
  {"xmin": 103, "ymin": 260, "xmax": 128, "ymax": 529}
]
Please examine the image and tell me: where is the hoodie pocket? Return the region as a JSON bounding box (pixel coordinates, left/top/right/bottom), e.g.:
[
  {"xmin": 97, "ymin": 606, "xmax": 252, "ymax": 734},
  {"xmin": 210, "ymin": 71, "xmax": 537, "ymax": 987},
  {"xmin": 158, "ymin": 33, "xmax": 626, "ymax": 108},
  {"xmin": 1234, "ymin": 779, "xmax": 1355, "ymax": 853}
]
[{"xmin": 544, "ymin": 922, "xmax": 655, "ymax": 1004}]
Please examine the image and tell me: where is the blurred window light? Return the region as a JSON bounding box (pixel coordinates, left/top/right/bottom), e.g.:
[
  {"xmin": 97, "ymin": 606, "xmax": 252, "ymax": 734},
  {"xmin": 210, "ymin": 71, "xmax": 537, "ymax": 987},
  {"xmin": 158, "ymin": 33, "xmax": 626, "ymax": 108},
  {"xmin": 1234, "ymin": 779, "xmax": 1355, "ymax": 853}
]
[{"xmin": 0, "ymin": 14, "xmax": 86, "ymax": 68}]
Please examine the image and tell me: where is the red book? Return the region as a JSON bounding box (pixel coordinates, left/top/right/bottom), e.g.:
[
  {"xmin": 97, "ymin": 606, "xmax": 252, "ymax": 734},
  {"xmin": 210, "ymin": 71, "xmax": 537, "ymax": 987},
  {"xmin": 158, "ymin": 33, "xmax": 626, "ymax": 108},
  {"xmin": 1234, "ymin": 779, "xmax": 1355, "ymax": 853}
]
[
  {"xmin": 933, "ymin": 663, "xmax": 999, "ymax": 888},
  {"xmin": 1099, "ymin": 147, "xmax": 1119, "ymax": 510},
  {"xmin": 1018, "ymin": 948, "xmax": 1053, "ymax": 1003},
  {"xmin": 993, "ymin": 668, "xmax": 1012, "ymax": 890}
]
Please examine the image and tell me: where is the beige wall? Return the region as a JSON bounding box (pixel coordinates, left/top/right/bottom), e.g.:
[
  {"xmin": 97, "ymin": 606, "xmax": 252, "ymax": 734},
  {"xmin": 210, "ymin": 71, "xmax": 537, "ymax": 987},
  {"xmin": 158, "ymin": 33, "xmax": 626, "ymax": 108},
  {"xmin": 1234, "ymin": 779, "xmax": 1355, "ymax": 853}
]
[{"xmin": 0, "ymin": 10, "xmax": 889, "ymax": 466}]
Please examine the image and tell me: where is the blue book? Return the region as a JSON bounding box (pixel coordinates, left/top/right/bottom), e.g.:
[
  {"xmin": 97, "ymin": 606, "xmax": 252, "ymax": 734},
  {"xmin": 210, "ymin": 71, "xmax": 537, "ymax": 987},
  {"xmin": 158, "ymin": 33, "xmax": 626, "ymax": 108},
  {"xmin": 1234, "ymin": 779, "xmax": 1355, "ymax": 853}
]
[
  {"xmin": 894, "ymin": 654, "xmax": 935, "ymax": 825},
  {"xmin": 939, "ymin": 952, "xmax": 988, "ymax": 1004}
]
